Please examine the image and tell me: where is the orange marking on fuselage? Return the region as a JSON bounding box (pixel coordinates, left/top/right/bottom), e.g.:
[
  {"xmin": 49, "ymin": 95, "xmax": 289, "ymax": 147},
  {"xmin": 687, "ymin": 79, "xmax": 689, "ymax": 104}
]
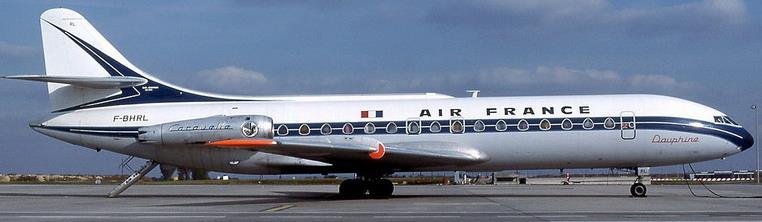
[
  {"xmin": 369, "ymin": 143, "xmax": 385, "ymax": 160},
  {"xmin": 207, "ymin": 139, "xmax": 276, "ymax": 147}
]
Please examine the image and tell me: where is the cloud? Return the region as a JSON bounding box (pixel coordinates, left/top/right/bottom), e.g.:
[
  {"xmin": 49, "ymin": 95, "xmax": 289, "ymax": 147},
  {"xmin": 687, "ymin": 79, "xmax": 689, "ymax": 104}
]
[
  {"xmin": 474, "ymin": 66, "xmax": 698, "ymax": 92},
  {"xmin": 476, "ymin": 66, "xmax": 621, "ymax": 86},
  {"xmin": 228, "ymin": 0, "xmax": 349, "ymax": 10},
  {"xmin": 0, "ymin": 42, "xmax": 36, "ymax": 59},
  {"xmin": 615, "ymin": 0, "xmax": 747, "ymax": 36},
  {"xmin": 197, "ymin": 66, "xmax": 268, "ymax": 92},
  {"xmin": 426, "ymin": 0, "xmax": 748, "ymax": 37},
  {"xmin": 427, "ymin": 0, "xmax": 608, "ymax": 29},
  {"xmin": 190, "ymin": 65, "xmax": 699, "ymax": 98},
  {"xmin": 345, "ymin": 66, "xmax": 700, "ymax": 96}
]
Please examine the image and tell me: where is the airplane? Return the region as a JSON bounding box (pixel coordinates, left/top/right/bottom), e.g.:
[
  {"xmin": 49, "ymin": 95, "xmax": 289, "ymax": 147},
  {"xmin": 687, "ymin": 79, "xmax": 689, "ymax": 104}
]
[{"xmin": 2, "ymin": 8, "xmax": 754, "ymax": 198}]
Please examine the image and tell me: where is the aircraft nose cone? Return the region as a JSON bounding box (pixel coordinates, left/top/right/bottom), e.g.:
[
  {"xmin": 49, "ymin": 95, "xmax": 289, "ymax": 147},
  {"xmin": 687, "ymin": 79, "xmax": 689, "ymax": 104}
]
[{"xmin": 739, "ymin": 127, "xmax": 754, "ymax": 151}]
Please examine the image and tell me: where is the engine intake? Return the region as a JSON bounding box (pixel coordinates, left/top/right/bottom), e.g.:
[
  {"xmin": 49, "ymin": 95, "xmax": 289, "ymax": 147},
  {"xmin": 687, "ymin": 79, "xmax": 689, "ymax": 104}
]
[{"xmin": 138, "ymin": 115, "xmax": 273, "ymax": 145}]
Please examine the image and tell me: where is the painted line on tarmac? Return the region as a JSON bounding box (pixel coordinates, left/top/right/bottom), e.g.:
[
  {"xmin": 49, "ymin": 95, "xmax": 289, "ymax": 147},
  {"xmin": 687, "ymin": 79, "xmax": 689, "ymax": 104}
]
[
  {"xmin": 259, "ymin": 215, "xmax": 342, "ymax": 219},
  {"xmin": 262, "ymin": 204, "xmax": 296, "ymax": 212},
  {"xmin": 498, "ymin": 215, "xmax": 587, "ymax": 218},
  {"xmin": 624, "ymin": 214, "xmax": 681, "ymax": 218},
  {"xmin": 496, "ymin": 215, "xmax": 536, "ymax": 218},
  {"xmin": 17, "ymin": 215, "xmax": 226, "ymax": 219},
  {"xmin": 3, "ymin": 210, "xmax": 762, "ymax": 215},
  {"xmin": 739, "ymin": 214, "xmax": 762, "ymax": 217},
  {"xmin": 413, "ymin": 202, "xmax": 498, "ymax": 206},
  {"xmin": 374, "ymin": 215, "xmax": 460, "ymax": 219}
]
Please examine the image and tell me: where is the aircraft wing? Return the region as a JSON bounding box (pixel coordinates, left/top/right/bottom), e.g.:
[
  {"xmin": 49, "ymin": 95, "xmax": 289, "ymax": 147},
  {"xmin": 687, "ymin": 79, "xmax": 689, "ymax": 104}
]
[{"xmin": 207, "ymin": 136, "xmax": 489, "ymax": 169}]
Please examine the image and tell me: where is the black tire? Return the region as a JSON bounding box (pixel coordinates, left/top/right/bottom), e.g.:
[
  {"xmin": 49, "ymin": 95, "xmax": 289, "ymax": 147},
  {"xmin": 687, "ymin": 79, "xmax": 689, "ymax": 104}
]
[
  {"xmin": 368, "ymin": 179, "xmax": 394, "ymax": 198},
  {"xmin": 630, "ymin": 183, "xmax": 647, "ymax": 197},
  {"xmin": 339, "ymin": 179, "xmax": 367, "ymax": 198}
]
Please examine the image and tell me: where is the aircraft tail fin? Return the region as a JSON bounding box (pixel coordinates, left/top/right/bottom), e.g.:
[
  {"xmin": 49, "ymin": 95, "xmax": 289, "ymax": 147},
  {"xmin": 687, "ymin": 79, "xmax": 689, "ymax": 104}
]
[{"xmin": 36, "ymin": 8, "xmax": 228, "ymax": 112}]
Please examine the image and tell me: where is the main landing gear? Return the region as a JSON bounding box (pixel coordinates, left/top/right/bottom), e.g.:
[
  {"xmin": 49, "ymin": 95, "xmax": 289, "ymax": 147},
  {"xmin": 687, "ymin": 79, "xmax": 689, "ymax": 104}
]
[{"xmin": 339, "ymin": 177, "xmax": 394, "ymax": 198}]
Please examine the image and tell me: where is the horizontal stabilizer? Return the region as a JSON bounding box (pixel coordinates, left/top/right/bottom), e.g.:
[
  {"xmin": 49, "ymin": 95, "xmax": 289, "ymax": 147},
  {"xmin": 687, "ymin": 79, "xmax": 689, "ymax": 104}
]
[{"xmin": 3, "ymin": 75, "xmax": 147, "ymax": 89}]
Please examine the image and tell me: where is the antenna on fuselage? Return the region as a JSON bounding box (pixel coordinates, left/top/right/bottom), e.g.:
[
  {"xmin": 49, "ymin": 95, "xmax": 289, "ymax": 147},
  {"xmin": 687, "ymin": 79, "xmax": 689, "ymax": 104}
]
[{"xmin": 466, "ymin": 90, "xmax": 480, "ymax": 98}]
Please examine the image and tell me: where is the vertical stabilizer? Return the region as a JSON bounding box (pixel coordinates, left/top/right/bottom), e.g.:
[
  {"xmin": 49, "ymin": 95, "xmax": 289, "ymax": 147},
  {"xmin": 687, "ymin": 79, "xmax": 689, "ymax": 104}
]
[
  {"xmin": 39, "ymin": 8, "xmax": 230, "ymax": 112},
  {"xmin": 41, "ymin": 8, "xmax": 136, "ymax": 111}
]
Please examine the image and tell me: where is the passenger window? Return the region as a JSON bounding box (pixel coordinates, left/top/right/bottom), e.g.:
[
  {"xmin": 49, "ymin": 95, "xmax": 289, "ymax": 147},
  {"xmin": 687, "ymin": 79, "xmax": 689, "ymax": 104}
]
[
  {"xmin": 299, "ymin": 124, "xmax": 310, "ymax": 135},
  {"xmin": 474, "ymin": 120, "xmax": 486, "ymax": 132},
  {"xmin": 604, "ymin": 118, "xmax": 616, "ymax": 129},
  {"xmin": 430, "ymin": 121, "xmax": 442, "ymax": 133},
  {"xmin": 364, "ymin": 122, "xmax": 376, "ymax": 134},
  {"xmin": 714, "ymin": 116, "xmax": 724, "ymax": 124},
  {"xmin": 321, "ymin": 123, "xmax": 332, "ymax": 135},
  {"xmin": 407, "ymin": 121, "xmax": 421, "ymax": 134},
  {"xmin": 342, "ymin": 123, "xmax": 353, "ymax": 134},
  {"xmin": 539, "ymin": 119, "xmax": 551, "ymax": 130},
  {"xmin": 495, "ymin": 120, "xmax": 508, "ymax": 132},
  {"xmin": 583, "ymin": 118, "xmax": 594, "ymax": 129},
  {"xmin": 386, "ymin": 122, "xmax": 398, "ymax": 134},
  {"xmin": 517, "ymin": 119, "xmax": 529, "ymax": 131},
  {"xmin": 451, "ymin": 119, "xmax": 464, "ymax": 133},
  {"xmin": 277, "ymin": 124, "xmax": 289, "ymax": 136},
  {"xmin": 561, "ymin": 119, "xmax": 572, "ymax": 130}
]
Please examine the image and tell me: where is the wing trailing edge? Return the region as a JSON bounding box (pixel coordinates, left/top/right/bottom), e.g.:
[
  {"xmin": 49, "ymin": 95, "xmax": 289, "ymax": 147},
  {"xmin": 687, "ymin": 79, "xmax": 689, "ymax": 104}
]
[{"xmin": 206, "ymin": 136, "xmax": 489, "ymax": 168}]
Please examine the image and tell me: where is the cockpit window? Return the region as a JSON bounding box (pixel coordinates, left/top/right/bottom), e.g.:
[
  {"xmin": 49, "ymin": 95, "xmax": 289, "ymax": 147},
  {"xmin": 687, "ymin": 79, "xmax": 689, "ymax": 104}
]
[
  {"xmin": 714, "ymin": 116, "xmax": 740, "ymax": 126},
  {"xmin": 724, "ymin": 116, "xmax": 739, "ymax": 125}
]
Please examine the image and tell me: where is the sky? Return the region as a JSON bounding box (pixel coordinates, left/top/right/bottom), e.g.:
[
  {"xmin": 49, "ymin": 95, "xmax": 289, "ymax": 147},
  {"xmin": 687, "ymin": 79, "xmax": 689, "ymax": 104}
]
[{"xmin": 1, "ymin": 0, "xmax": 761, "ymax": 176}]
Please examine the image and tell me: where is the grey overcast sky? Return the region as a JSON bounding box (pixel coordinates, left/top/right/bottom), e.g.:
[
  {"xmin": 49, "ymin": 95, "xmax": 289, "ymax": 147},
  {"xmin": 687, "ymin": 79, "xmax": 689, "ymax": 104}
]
[{"xmin": 1, "ymin": 0, "xmax": 761, "ymax": 175}]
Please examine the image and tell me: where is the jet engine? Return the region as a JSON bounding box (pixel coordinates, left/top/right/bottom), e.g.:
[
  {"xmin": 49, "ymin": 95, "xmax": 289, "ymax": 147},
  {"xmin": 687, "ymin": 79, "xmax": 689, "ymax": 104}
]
[{"xmin": 138, "ymin": 115, "xmax": 274, "ymax": 145}]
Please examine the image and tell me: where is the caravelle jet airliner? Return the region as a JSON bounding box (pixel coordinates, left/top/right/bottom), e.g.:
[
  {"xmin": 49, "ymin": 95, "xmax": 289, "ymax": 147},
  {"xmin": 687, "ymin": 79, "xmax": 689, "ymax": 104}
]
[{"xmin": 2, "ymin": 8, "xmax": 754, "ymax": 198}]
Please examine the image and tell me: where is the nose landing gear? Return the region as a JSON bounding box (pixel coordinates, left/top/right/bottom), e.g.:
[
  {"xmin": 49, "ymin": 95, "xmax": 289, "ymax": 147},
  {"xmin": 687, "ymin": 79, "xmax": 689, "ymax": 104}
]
[
  {"xmin": 628, "ymin": 167, "xmax": 649, "ymax": 197},
  {"xmin": 630, "ymin": 182, "xmax": 647, "ymax": 197}
]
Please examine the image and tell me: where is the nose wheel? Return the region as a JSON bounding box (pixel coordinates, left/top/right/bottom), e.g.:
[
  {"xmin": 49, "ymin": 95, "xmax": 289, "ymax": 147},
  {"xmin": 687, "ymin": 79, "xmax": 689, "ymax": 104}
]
[{"xmin": 630, "ymin": 182, "xmax": 647, "ymax": 197}]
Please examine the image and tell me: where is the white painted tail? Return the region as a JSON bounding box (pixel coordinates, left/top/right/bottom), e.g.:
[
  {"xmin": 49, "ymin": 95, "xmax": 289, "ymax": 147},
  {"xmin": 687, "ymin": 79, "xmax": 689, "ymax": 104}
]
[{"xmin": 40, "ymin": 8, "xmax": 148, "ymax": 111}]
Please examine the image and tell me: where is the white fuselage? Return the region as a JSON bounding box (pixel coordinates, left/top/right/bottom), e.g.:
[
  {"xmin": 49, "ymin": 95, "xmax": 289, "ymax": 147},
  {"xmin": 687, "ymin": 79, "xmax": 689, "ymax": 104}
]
[{"xmin": 32, "ymin": 94, "xmax": 753, "ymax": 174}]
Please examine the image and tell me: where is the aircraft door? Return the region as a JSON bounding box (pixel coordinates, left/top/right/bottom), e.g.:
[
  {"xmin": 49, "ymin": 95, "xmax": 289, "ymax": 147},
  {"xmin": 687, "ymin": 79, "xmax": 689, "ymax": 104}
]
[{"xmin": 620, "ymin": 111, "xmax": 636, "ymax": 140}]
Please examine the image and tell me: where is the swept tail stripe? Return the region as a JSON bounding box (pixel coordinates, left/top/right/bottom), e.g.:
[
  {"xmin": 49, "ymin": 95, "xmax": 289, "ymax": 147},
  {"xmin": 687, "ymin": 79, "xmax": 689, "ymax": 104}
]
[{"xmin": 42, "ymin": 20, "xmax": 248, "ymax": 113}]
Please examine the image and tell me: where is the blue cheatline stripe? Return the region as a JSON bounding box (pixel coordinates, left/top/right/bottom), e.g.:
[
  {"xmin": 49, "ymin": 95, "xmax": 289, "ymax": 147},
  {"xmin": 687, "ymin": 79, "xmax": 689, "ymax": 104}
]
[
  {"xmin": 34, "ymin": 116, "xmax": 752, "ymax": 149},
  {"xmin": 43, "ymin": 21, "xmax": 250, "ymax": 113}
]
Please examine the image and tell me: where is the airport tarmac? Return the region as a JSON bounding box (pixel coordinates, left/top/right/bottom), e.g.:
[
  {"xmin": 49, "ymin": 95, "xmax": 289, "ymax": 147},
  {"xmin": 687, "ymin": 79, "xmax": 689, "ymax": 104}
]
[{"xmin": 0, "ymin": 184, "xmax": 761, "ymax": 221}]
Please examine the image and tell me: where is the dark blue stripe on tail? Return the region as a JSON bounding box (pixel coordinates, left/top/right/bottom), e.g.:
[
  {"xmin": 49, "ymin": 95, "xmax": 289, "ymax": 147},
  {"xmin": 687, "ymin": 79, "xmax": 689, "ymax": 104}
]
[{"xmin": 43, "ymin": 21, "xmax": 246, "ymax": 113}]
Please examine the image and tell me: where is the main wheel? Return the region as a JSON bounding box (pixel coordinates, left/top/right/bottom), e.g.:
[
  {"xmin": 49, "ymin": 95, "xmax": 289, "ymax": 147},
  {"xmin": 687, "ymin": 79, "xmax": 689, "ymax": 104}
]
[
  {"xmin": 630, "ymin": 183, "xmax": 647, "ymax": 197},
  {"xmin": 368, "ymin": 179, "xmax": 394, "ymax": 198},
  {"xmin": 339, "ymin": 179, "xmax": 367, "ymax": 198}
]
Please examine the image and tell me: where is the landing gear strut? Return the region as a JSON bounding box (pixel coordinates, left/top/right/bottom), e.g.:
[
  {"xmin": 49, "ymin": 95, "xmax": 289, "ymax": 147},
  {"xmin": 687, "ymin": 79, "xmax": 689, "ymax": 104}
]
[{"xmin": 339, "ymin": 174, "xmax": 394, "ymax": 198}]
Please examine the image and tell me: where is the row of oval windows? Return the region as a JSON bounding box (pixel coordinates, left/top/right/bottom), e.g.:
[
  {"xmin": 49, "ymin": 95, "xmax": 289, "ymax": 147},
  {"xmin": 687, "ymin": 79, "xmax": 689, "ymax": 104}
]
[{"xmin": 277, "ymin": 118, "xmax": 621, "ymax": 136}]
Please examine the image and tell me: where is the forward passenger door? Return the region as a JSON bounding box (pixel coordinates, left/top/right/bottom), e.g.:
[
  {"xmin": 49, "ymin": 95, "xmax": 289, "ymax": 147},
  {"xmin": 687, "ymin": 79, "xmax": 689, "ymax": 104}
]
[{"xmin": 620, "ymin": 111, "xmax": 636, "ymax": 140}]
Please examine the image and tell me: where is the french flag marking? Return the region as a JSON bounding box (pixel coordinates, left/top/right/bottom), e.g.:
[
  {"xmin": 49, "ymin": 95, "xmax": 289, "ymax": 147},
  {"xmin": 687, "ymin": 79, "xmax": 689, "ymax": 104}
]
[{"xmin": 361, "ymin": 110, "xmax": 383, "ymax": 118}]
